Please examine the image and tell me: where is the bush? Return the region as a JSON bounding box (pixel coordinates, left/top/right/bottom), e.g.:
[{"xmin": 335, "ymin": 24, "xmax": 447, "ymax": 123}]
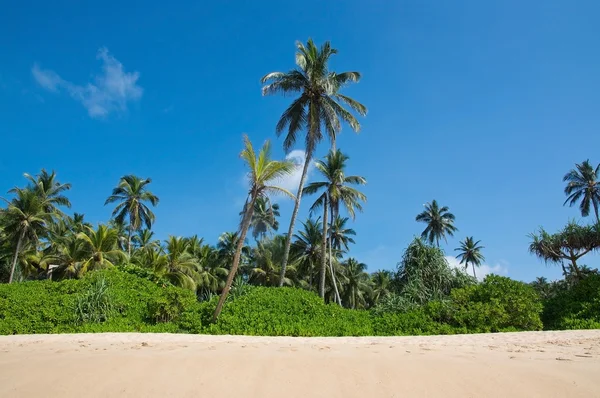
[
  {"xmin": 542, "ymin": 274, "xmax": 600, "ymax": 330},
  {"xmin": 208, "ymin": 287, "xmax": 373, "ymax": 336},
  {"xmin": 444, "ymin": 275, "xmax": 543, "ymax": 332},
  {"xmin": 0, "ymin": 268, "xmax": 204, "ymax": 335}
]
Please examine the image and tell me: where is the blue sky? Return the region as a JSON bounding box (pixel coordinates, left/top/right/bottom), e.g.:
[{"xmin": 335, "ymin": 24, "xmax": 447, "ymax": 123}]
[{"xmin": 1, "ymin": 1, "xmax": 599, "ymax": 282}]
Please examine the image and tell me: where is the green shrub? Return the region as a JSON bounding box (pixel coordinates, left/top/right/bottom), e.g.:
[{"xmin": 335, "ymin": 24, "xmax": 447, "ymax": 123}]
[
  {"xmin": 542, "ymin": 274, "xmax": 600, "ymax": 330},
  {"xmin": 209, "ymin": 287, "xmax": 372, "ymax": 336},
  {"xmin": 0, "ymin": 268, "xmax": 205, "ymax": 335},
  {"xmin": 445, "ymin": 275, "xmax": 543, "ymax": 332}
]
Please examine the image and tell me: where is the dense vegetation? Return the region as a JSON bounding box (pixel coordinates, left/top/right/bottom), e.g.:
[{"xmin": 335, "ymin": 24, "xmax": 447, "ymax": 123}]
[{"xmin": 0, "ymin": 39, "xmax": 598, "ymax": 336}]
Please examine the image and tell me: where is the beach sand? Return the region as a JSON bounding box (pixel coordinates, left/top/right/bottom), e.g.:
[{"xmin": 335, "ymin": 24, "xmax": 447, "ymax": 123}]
[{"xmin": 0, "ymin": 330, "xmax": 599, "ymax": 397}]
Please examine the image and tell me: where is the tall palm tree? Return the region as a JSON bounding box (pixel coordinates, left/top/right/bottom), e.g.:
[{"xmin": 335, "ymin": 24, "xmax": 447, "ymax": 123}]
[
  {"xmin": 105, "ymin": 175, "xmax": 159, "ymax": 255},
  {"xmin": 262, "ymin": 39, "xmax": 367, "ymax": 287},
  {"xmin": 563, "ymin": 160, "xmax": 600, "ymax": 222},
  {"xmin": 76, "ymin": 225, "xmax": 126, "ymax": 276},
  {"xmin": 212, "ymin": 136, "xmax": 294, "ymax": 321},
  {"xmin": 455, "ymin": 236, "xmax": 485, "ymax": 279},
  {"xmin": 2, "ymin": 188, "xmax": 54, "ymax": 283},
  {"xmin": 245, "ymin": 197, "xmax": 280, "ymax": 241},
  {"xmin": 416, "ymin": 200, "xmax": 458, "ymax": 247},
  {"xmin": 303, "ymin": 149, "xmax": 366, "ymax": 300},
  {"xmin": 329, "ymin": 216, "xmax": 357, "ymax": 254}
]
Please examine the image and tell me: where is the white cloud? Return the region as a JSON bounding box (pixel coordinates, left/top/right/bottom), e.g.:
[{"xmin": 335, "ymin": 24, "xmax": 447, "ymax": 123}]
[
  {"xmin": 274, "ymin": 149, "xmax": 315, "ymax": 196},
  {"xmin": 445, "ymin": 256, "xmax": 508, "ymax": 281},
  {"xmin": 32, "ymin": 47, "xmax": 143, "ymax": 118}
]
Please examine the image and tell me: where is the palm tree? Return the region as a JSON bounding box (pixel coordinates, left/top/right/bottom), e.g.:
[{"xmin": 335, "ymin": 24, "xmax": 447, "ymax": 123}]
[
  {"xmin": 303, "ymin": 150, "xmax": 366, "ymax": 300},
  {"xmin": 292, "ymin": 218, "xmax": 323, "ymax": 290},
  {"xmin": 563, "ymin": 160, "xmax": 600, "ymax": 222},
  {"xmin": 20, "ymin": 169, "xmax": 71, "ymax": 215},
  {"xmin": 262, "ymin": 39, "xmax": 367, "ymax": 287},
  {"xmin": 158, "ymin": 236, "xmax": 200, "ymax": 290},
  {"xmin": 371, "ymin": 270, "xmax": 392, "ymax": 304},
  {"xmin": 455, "ymin": 236, "xmax": 485, "ymax": 279},
  {"xmin": 2, "ymin": 188, "xmax": 54, "ymax": 283},
  {"xmin": 194, "ymin": 244, "xmax": 228, "ymax": 293},
  {"xmin": 416, "ymin": 200, "xmax": 458, "ymax": 247},
  {"xmin": 329, "ymin": 216, "xmax": 357, "ymax": 254},
  {"xmin": 212, "ymin": 136, "xmax": 295, "ymax": 321},
  {"xmin": 250, "ymin": 235, "xmax": 296, "ymax": 286},
  {"xmin": 341, "ymin": 258, "xmax": 371, "ymax": 309},
  {"xmin": 76, "ymin": 225, "xmax": 126, "ymax": 276},
  {"xmin": 133, "ymin": 229, "xmax": 160, "ymax": 250},
  {"xmin": 246, "ymin": 197, "xmax": 280, "ymax": 241},
  {"xmin": 105, "ymin": 175, "xmax": 159, "ymax": 255}
]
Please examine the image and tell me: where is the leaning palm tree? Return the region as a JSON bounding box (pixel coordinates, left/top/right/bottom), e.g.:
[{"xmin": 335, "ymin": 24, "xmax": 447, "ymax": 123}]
[
  {"xmin": 76, "ymin": 225, "xmax": 127, "ymax": 276},
  {"xmin": 262, "ymin": 39, "xmax": 367, "ymax": 287},
  {"xmin": 303, "ymin": 150, "xmax": 366, "ymax": 300},
  {"xmin": 212, "ymin": 136, "xmax": 295, "ymax": 321},
  {"xmin": 416, "ymin": 200, "xmax": 458, "ymax": 247},
  {"xmin": 105, "ymin": 175, "xmax": 159, "ymax": 255},
  {"xmin": 455, "ymin": 236, "xmax": 485, "ymax": 279},
  {"xmin": 563, "ymin": 160, "xmax": 600, "ymax": 222},
  {"xmin": 246, "ymin": 197, "xmax": 280, "ymax": 241},
  {"xmin": 2, "ymin": 188, "xmax": 54, "ymax": 283}
]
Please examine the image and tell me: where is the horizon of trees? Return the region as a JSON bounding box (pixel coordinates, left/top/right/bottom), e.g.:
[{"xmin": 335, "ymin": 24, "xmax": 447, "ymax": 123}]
[{"xmin": 1, "ymin": 39, "xmax": 599, "ymax": 320}]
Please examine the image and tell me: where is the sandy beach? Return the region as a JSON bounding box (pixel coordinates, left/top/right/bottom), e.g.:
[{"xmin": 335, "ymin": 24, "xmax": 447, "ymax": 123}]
[{"xmin": 0, "ymin": 330, "xmax": 599, "ymax": 397}]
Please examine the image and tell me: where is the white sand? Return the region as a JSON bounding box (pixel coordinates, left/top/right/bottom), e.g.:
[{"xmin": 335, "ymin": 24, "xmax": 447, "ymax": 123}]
[{"xmin": 0, "ymin": 330, "xmax": 599, "ymax": 397}]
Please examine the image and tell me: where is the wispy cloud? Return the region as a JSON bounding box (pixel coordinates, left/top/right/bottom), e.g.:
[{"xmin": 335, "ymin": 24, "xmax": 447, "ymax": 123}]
[
  {"xmin": 275, "ymin": 149, "xmax": 314, "ymax": 196},
  {"xmin": 445, "ymin": 256, "xmax": 508, "ymax": 281},
  {"xmin": 32, "ymin": 48, "xmax": 143, "ymax": 118}
]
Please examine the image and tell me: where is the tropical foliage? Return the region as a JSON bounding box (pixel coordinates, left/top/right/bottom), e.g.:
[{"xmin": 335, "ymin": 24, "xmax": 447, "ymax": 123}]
[{"xmin": 1, "ymin": 40, "xmax": 599, "ymax": 337}]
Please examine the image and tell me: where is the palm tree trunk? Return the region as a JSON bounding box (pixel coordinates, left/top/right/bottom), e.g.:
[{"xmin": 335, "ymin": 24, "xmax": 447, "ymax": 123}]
[
  {"xmin": 212, "ymin": 195, "xmax": 257, "ymax": 322},
  {"xmin": 127, "ymin": 221, "xmax": 133, "ymax": 256},
  {"xmin": 472, "ymin": 263, "xmax": 477, "ymax": 279},
  {"xmin": 594, "ymin": 201, "xmax": 599, "ymax": 224},
  {"xmin": 319, "ymin": 196, "xmax": 328, "ymax": 299},
  {"xmin": 329, "ymin": 210, "xmax": 342, "ymax": 306},
  {"xmin": 8, "ymin": 229, "xmax": 26, "ymax": 284},
  {"xmin": 279, "ymin": 151, "xmax": 312, "ymax": 287}
]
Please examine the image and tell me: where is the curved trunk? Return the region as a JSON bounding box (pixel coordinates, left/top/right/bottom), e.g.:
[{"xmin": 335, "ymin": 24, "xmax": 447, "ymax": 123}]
[
  {"xmin": 8, "ymin": 229, "xmax": 26, "ymax": 284},
  {"xmin": 212, "ymin": 195, "xmax": 257, "ymax": 322},
  {"xmin": 319, "ymin": 196, "xmax": 328, "ymax": 299},
  {"xmin": 279, "ymin": 151, "xmax": 312, "ymax": 287}
]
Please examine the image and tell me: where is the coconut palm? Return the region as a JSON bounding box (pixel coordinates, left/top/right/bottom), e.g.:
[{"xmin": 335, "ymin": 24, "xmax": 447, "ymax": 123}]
[
  {"xmin": 105, "ymin": 175, "xmax": 159, "ymax": 255},
  {"xmin": 329, "ymin": 216, "xmax": 357, "ymax": 254},
  {"xmin": 250, "ymin": 235, "xmax": 296, "ymax": 286},
  {"xmin": 194, "ymin": 244, "xmax": 228, "ymax": 293},
  {"xmin": 455, "ymin": 237, "xmax": 485, "ymax": 279},
  {"xmin": 262, "ymin": 39, "xmax": 367, "ymax": 287},
  {"xmin": 76, "ymin": 225, "xmax": 126, "ymax": 276},
  {"xmin": 212, "ymin": 136, "xmax": 295, "ymax": 321},
  {"xmin": 157, "ymin": 236, "xmax": 200, "ymax": 290},
  {"xmin": 19, "ymin": 169, "xmax": 71, "ymax": 215},
  {"xmin": 246, "ymin": 197, "xmax": 280, "ymax": 241},
  {"xmin": 563, "ymin": 160, "xmax": 600, "ymax": 222},
  {"xmin": 341, "ymin": 258, "xmax": 371, "ymax": 309},
  {"xmin": 291, "ymin": 218, "xmax": 323, "ymax": 290},
  {"xmin": 371, "ymin": 270, "xmax": 392, "ymax": 304},
  {"xmin": 416, "ymin": 200, "xmax": 458, "ymax": 247},
  {"xmin": 303, "ymin": 150, "xmax": 366, "ymax": 300},
  {"xmin": 2, "ymin": 188, "xmax": 54, "ymax": 283},
  {"xmin": 133, "ymin": 229, "xmax": 160, "ymax": 250}
]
